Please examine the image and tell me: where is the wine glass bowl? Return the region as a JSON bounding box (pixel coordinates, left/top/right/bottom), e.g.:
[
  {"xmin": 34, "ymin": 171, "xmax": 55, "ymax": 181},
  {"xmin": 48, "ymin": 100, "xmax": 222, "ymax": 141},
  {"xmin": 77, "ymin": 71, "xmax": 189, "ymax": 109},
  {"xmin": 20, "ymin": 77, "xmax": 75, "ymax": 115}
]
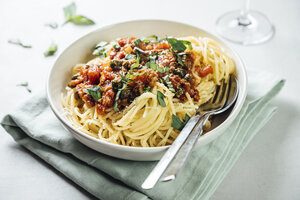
[{"xmin": 216, "ymin": 4, "xmax": 275, "ymax": 45}]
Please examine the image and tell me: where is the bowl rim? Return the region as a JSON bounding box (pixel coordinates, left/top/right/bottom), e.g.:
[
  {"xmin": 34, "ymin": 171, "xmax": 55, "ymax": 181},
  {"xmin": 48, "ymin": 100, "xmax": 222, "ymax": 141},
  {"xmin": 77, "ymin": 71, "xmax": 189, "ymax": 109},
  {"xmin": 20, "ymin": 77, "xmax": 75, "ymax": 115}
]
[{"xmin": 46, "ymin": 19, "xmax": 248, "ymax": 152}]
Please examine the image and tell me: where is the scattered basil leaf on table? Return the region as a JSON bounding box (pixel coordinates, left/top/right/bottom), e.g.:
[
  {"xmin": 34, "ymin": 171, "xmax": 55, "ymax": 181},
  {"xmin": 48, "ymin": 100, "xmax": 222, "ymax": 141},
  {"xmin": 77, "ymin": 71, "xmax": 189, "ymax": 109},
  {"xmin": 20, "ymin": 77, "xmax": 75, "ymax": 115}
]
[
  {"xmin": 157, "ymin": 91, "xmax": 166, "ymax": 107},
  {"xmin": 45, "ymin": 22, "xmax": 58, "ymax": 29},
  {"xmin": 63, "ymin": 2, "xmax": 95, "ymax": 25},
  {"xmin": 44, "ymin": 42, "xmax": 58, "ymax": 57},
  {"xmin": 68, "ymin": 15, "xmax": 95, "ymax": 25},
  {"xmin": 171, "ymin": 114, "xmax": 190, "ymax": 131},
  {"xmin": 8, "ymin": 39, "xmax": 32, "ymax": 48},
  {"xmin": 83, "ymin": 86, "xmax": 102, "ymax": 101},
  {"xmin": 17, "ymin": 82, "xmax": 32, "ymax": 93},
  {"xmin": 63, "ymin": 2, "xmax": 76, "ymax": 21}
]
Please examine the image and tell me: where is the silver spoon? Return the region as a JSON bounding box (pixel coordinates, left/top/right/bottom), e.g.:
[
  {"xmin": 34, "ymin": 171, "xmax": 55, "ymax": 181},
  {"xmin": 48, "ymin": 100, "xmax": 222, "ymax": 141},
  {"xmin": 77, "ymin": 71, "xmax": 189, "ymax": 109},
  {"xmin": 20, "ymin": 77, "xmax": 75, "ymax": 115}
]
[{"xmin": 142, "ymin": 75, "xmax": 239, "ymax": 189}]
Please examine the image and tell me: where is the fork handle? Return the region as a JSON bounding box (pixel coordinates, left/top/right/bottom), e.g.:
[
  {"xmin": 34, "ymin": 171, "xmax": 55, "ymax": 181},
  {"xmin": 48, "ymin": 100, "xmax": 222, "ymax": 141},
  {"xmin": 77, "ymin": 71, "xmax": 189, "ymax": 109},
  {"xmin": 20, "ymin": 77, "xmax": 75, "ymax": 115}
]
[
  {"xmin": 141, "ymin": 115, "xmax": 203, "ymax": 190},
  {"xmin": 160, "ymin": 113, "xmax": 211, "ymax": 182}
]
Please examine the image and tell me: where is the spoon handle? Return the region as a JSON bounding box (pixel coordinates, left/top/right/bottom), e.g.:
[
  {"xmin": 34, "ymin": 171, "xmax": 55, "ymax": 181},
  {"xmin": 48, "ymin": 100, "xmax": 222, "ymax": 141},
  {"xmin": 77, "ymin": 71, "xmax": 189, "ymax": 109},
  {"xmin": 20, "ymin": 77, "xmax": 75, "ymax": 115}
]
[
  {"xmin": 160, "ymin": 113, "xmax": 210, "ymax": 182},
  {"xmin": 141, "ymin": 115, "xmax": 202, "ymax": 190}
]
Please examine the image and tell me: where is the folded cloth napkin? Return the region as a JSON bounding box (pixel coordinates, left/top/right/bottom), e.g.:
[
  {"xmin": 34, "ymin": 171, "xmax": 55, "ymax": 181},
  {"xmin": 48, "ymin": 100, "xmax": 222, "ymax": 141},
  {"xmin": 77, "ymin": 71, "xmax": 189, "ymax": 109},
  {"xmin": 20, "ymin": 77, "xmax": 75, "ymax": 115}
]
[{"xmin": 1, "ymin": 68, "xmax": 284, "ymax": 200}]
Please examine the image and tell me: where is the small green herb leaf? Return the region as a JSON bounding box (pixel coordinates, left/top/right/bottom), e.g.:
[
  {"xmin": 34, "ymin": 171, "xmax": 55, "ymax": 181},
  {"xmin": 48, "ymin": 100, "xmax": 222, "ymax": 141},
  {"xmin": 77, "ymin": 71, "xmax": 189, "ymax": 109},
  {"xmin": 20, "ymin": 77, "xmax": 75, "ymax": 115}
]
[
  {"xmin": 63, "ymin": 2, "xmax": 95, "ymax": 25},
  {"xmin": 93, "ymin": 41, "xmax": 108, "ymax": 58},
  {"xmin": 143, "ymin": 86, "xmax": 151, "ymax": 92},
  {"xmin": 166, "ymin": 38, "xmax": 192, "ymax": 52},
  {"xmin": 83, "ymin": 86, "xmax": 102, "ymax": 101},
  {"xmin": 44, "ymin": 42, "xmax": 57, "ymax": 57},
  {"xmin": 125, "ymin": 53, "xmax": 136, "ymax": 60},
  {"xmin": 157, "ymin": 91, "xmax": 166, "ymax": 107},
  {"xmin": 130, "ymin": 57, "xmax": 140, "ymax": 71},
  {"xmin": 180, "ymin": 40, "xmax": 193, "ymax": 50},
  {"xmin": 8, "ymin": 39, "xmax": 32, "ymax": 48},
  {"xmin": 171, "ymin": 49, "xmax": 184, "ymax": 66},
  {"xmin": 69, "ymin": 15, "xmax": 95, "ymax": 25},
  {"xmin": 166, "ymin": 38, "xmax": 186, "ymax": 52},
  {"xmin": 147, "ymin": 35, "xmax": 158, "ymax": 41},
  {"xmin": 45, "ymin": 22, "xmax": 58, "ymax": 29},
  {"xmin": 162, "ymin": 75, "xmax": 175, "ymax": 93},
  {"xmin": 134, "ymin": 39, "xmax": 142, "ymax": 47},
  {"xmin": 113, "ymin": 83, "xmax": 127, "ymax": 112},
  {"xmin": 171, "ymin": 114, "xmax": 190, "ymax": 131},
  {"xmin": 113, "ymin": 43, "xmax": 120, "ymax": 49},
  {"xmin": 17, "ymin": 82, "xmax": 31, "ymax": 93},
  {"xmin": 185, "ymin": 113, "xmax": 191, "ymax": 122},
  {"xmin": 135, "ymin": 46, "xmax": 147, "ymax": 54},
  {"xmin": 63, "ymin": 2, "xmax": 76, "ymax": 22}
]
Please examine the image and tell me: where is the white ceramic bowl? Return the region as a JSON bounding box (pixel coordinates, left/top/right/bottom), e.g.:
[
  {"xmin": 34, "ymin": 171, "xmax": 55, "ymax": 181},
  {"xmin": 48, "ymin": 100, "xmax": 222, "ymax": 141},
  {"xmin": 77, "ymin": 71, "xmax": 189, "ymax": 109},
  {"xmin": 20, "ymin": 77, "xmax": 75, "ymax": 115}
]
[{"xmin": 47, "ymin": 20, "xmax": 247, "ymax": 161}]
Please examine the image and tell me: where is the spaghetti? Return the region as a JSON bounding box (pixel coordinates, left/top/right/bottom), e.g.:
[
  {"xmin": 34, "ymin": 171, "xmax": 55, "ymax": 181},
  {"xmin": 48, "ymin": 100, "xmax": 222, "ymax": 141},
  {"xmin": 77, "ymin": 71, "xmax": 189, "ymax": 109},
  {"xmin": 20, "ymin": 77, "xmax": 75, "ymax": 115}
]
[{"xmin": 62, "ymin": 36, "xmax": 235, "ymax": 147}]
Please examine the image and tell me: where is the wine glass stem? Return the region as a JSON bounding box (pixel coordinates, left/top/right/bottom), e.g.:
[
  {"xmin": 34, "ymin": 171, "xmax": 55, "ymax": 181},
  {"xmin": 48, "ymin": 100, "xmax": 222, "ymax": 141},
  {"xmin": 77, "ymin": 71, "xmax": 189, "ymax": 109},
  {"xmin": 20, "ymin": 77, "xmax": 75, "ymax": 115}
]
[{"xmin": 238, "ymin": 0, "xmax": 252, "ymax": 26}]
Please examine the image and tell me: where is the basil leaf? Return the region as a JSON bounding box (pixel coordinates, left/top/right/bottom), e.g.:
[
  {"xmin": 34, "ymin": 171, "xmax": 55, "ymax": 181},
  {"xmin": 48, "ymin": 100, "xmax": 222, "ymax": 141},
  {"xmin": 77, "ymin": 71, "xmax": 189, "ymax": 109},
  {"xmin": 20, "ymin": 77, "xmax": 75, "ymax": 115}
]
[
  {"xmin": 95, "ymin": 41, "xmax": 108, "ymax": 48},
  {"xmin": 63, "ymin": 2, "xmax": 95, "ymax": 25},
  {"xmin": 143, "ymin": 86, "xmax": 151, "ymax": 92},
  {"xmin": 44, "ymin": 42, "xmax": 57, "ymax": 57},
  {"xmin": 17, "ymin": 82, "xmax": 31, "ymax": 93},
  {"xmin": 130, "ymin": 57, "xmax": 140, "ymax": 71},
  {"xmin": 63, "ymin": 2, "xmax": 76, "ymax": 21},
  {"xmin": 120, "ymin": 73, "xmax": 128, "ymax": 82},
  {"xmin": 134, "ymin": 39, "xmax": 142, "ymax": 47},
  {"xmin": 45, "ymin": 22, "xmax": 58, "ymax": 29},
  {"xmin": 178, "ymin": 52, "xmax": 191, "ymax": 56},
  {"xmin": 180, "ymin": 40, "xmax": 193, "ymax": 50},
  {"xmin": 157, "ymin": 91, "xmax": 166, "ymax": 107},
  {"xmin": 142, "ymin": 39, "xmax": 150, "ymax": 43},
  {"xmin": 114, "ymin": 90, "xmax": 121, "ymax": 111},
  {"xmin": 69, "ymin": 15, "xmax": 95, "ymax": 25},
  {"xmin": 162, "ymin": 75, "xmax": 175, "ymax": 93},
  {"xmin": 147, "ymin": 35, "xmax": 158, "ymax": 41},
  {"xmin": 171, "ymin": 49, "xmax": 184, "ymax": 66},
  {"xmin": 171, "ymin": 114, "xmax": 185, "ymax": 130},
  {"xmin": 126, "ymin": 72, "xmax": 145, "ymax": 80},
  {"xmin": 157, "ymin": 66, "xmax": 169, "ymax": 73},
  {"xmin": 185, "ymin": 113, "xmax": 191, "ymax": 122},
  {"xmin": 135, "ymin": 46, "xmax": 146, "ymax": 54},
  {"xmin": 125, "ymin": 53, "xmax": 136, "ymax": 60},
  {"xmin": 83, "ymin": 86, "xmax": 102, "ymax": 101},
  {"xmin": 113, "ymin": 83, "xmax": 127, "ymax": 112},
  {"xmin": 176, "ymin": 54, "xmax": 184, "ymax": 66},
  {"xmin": 171, "ymin": 114, "xmax": 190, "ymax": 131},
  {"xmin": 93, "ymin": 41, "xmax": 108, "ymax": 58},
  {"xmin": 167, "ymin": 38, "xmax": 192, "ymax": 52},
  {"xmin": 8, "ymin": 39, "xmax": 32, "ymax": 48},
  {"xmin": 113, "ymin": 43, "xmax": 120, "ymax": 49},
  {"xmin": 166, "ymin": 38, "xmax": 186, "ymax": 52},
  {"xmin": 146, "ymin": 55, "xmax": 169, "ymax": 73}
]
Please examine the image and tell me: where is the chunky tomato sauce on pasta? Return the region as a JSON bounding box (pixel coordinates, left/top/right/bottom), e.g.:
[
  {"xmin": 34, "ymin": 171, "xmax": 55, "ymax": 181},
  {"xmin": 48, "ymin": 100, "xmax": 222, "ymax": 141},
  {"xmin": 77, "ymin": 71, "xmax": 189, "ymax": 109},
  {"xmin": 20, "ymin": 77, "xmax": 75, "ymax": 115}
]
[{"xmin": 68, "ymin": 36, "xmax": 213, "ymax": 115}]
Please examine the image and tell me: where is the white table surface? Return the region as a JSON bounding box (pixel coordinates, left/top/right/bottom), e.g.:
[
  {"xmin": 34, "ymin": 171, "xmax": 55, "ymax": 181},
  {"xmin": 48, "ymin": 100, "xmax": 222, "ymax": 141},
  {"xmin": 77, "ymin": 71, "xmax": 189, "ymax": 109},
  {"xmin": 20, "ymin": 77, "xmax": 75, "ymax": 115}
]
[{"xmin": 1, "ymin": 0, "xmax": 299, "ymax": 199}]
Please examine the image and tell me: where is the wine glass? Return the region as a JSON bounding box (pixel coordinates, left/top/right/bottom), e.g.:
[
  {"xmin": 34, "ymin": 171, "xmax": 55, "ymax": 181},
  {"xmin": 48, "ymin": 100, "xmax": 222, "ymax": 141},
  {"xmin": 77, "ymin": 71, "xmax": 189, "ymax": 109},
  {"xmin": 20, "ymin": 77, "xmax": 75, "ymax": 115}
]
[{"xmin": 216, "ymin": 0, "xmax": 275, "ymax": 45}]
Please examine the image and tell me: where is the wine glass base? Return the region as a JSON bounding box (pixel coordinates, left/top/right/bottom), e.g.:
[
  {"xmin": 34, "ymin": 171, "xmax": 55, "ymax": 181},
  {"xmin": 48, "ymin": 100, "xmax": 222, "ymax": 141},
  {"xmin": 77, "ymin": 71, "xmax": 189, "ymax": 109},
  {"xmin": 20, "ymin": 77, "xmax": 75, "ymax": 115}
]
[{"xmin": 216, "ymin": 10, "xmax": 275, "ymax": 45}]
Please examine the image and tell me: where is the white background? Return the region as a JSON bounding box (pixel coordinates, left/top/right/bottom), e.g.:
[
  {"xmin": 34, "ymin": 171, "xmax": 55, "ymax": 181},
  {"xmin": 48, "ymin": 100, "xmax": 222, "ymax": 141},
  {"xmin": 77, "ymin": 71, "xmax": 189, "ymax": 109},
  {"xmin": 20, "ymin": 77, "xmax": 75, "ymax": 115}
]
[{"xmin": 0, "ymin": 0, "xmax": 299, "ymax": 199}]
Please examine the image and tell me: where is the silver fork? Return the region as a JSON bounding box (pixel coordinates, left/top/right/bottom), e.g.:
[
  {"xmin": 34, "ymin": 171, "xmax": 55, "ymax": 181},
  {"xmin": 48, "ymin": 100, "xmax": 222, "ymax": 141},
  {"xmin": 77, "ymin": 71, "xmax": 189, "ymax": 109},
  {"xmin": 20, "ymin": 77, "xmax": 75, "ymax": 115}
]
[{"xmin": 141, "ymin": 75, "xmax": 238, "ymax": 189}]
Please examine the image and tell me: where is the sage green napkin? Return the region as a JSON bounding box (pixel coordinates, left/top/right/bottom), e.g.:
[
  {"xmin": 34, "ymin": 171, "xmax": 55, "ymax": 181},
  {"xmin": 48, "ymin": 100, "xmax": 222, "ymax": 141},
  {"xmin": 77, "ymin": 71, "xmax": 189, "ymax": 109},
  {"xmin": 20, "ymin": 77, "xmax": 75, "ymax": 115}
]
[{"xmin": 1, "ymin": 69, "xmax": 284, "ymax": 200}]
